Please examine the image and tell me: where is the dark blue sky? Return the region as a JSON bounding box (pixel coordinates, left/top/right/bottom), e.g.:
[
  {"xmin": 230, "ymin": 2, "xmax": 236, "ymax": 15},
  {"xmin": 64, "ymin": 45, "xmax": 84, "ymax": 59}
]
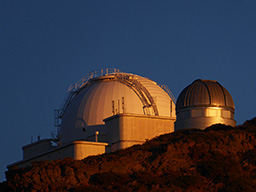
[{"xmin": 1, "ymin": 1, "xmax": 256, "ymax": 181}]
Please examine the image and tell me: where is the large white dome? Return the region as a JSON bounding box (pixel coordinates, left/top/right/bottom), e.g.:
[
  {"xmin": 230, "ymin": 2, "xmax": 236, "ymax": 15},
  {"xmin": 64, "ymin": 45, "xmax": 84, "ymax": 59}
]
[{"xmin": 59, "ymin": 70, "xmax": 176, "ymax": 144}]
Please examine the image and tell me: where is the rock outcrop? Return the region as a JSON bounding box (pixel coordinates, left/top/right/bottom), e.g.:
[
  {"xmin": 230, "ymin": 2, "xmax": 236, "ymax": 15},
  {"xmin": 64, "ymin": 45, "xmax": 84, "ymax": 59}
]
[{"xmin": 1, "ymin": 118, "xmax": 256, "ymax": 191}]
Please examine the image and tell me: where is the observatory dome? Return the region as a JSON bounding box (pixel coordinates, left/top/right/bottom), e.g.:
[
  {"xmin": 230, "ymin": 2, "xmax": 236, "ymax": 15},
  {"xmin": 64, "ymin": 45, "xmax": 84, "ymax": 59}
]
[
  {"xmin": 175, "ymin": 79, "xmax": 236, "ymax": 130},
  {"xmin": 59, "ymin": 69, "xmax": 176, "ymax": 144}
]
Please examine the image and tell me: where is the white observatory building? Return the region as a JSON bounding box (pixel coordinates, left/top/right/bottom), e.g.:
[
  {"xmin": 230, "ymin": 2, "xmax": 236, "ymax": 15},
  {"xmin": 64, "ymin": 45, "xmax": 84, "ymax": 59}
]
[
  {"xmin": 59, "ymin": 68, "xmax": 176, "ymax": 151},
  {"xmin": 9, "ymin": 71, "xmax": 237, "ymax": 169},
  {"xmin": 175, "ymin": 79, "xmax": 236, "ymax": 130},
  {"xmin": 10, "ymin": 69, "xmax": 176, "ymax": 168}
]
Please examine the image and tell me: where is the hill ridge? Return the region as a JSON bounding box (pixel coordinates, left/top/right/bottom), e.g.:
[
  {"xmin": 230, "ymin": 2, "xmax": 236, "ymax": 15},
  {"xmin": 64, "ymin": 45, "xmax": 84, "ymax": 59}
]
[{"xmin": 1, "ymin": 118, "xmax": 256, "ymax": 192}]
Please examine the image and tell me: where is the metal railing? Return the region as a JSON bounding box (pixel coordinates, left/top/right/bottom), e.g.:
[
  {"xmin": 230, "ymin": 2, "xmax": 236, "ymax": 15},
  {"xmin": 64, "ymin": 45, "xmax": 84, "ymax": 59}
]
[
  {"xmin": 158, "ymin": 84, "xmax": 176, "ymax": 104},
  {"xmin": 68, "ymin": 68, "xmax": 121, "ymax": 92},
  {"xmin": 55, "ymin": 68, "xmax": 122, "ymax": 126}
]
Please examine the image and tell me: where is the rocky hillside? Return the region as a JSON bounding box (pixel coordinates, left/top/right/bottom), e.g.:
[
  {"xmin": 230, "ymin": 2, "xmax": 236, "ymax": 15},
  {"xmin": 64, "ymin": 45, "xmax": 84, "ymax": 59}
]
[{"xmin": 1, "ymin": 118, "xmax": 256, "ymax": 192}]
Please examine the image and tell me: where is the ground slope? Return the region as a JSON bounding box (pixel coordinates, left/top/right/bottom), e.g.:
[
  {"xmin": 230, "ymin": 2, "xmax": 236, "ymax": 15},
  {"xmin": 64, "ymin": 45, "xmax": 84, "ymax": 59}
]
[{"xmin": 1, "ymin": 118, "xmax": 256, "ymax": 192}]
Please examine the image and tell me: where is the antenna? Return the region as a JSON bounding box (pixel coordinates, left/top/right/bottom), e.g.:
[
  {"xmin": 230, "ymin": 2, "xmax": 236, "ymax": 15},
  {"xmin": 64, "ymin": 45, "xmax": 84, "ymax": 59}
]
[{"xmin": 95, "ymin": 131, "xmax": 99, "ymax": 142}]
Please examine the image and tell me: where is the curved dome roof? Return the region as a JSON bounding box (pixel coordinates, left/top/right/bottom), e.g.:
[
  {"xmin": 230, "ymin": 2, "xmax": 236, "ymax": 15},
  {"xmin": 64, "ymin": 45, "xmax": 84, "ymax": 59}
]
[
  {"xmin": 59, "ymin": 70, "xmax": 175, "ymax": 143},
  {"xmin": 176, "ymin": 79, "xmax": 235, "ymax": 111}
]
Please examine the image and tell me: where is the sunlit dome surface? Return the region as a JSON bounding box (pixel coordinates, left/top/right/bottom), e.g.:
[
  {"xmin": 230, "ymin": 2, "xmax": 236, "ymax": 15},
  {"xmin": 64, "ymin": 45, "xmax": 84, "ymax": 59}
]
[
  {"xmin": 176, "ymin": 79, "xmax": 235, "ymax": 111},
  {"xmin": 59, "ymin": 69, "xmax": 176, "ymax": 143},
  {"xmin": 175, "ymin": 79, "xmax": 236, "ymax": 130}
]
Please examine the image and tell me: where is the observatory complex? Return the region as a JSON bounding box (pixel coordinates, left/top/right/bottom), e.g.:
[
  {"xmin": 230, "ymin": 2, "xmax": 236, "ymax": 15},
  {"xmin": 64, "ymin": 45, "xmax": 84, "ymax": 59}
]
[{"xmin": 9, "ymin": 69, "xmax": 236, "ymax": 168}]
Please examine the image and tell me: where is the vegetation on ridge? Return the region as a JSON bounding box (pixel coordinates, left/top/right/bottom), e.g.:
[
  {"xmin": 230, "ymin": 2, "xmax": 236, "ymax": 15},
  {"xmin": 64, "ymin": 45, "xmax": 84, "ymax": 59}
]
[{"xmin": 1, "ymin": 118, "xmax": 256, "ymax": 192}]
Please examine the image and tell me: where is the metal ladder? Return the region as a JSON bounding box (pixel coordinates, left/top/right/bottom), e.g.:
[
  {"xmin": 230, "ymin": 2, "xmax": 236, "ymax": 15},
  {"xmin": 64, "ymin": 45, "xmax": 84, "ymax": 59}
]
[
  {"xmin": 159, "ymin": 84, "xmax": 176, "ymax": 104},
  {"xmin": 115, "ymin": 73, "xmax": 159, "ymax": 116}
]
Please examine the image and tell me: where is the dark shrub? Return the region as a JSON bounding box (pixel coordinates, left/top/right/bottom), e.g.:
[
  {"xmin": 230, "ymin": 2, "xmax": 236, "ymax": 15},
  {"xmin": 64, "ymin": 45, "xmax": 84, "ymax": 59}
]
[
  {"xmin": 70, "ymin": 185, "xmax": 105, "ymax": 192},
  {"xmin": 89, "ymin": 172, "xmax": 131, "ymax": 186},
  {"xmin": 205, "ymin": 124, "xmax": 233, "ymax": 131}
]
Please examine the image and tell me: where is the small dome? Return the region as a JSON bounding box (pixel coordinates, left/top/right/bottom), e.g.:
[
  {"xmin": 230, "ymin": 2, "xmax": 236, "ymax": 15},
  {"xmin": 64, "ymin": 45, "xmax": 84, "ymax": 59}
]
[
  {"xmin": 175, "ymin": 79, "xmax": 236, "ymax": 130},
  {"xmin": 176, "ymin": 79, "xmax": 235, "ymax": 112}
]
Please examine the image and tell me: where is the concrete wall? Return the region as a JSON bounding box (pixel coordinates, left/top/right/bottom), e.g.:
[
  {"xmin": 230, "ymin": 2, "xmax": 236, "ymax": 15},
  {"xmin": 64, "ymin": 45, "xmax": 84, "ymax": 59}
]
[
  {"xmin": 175, "ymin": 107, "xmax": 236, "ymax": 130},
  {"xmin": 23, "ymin": 139, "xmax": 53, "ymax": 160},
  {"xmin": 9, "ymin": 141, "xmax": 108, "ymax": 168},
  {"xmin": 175, "ymin": 116, "xmax": 236, "ymax": 130},
  {"xmin": 72, "ymin": 141, "xmax": 108, "ymax": 159},
  {"xmin": 104, "ymin": 113, "xmax": 175, "ymax": 152}
]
